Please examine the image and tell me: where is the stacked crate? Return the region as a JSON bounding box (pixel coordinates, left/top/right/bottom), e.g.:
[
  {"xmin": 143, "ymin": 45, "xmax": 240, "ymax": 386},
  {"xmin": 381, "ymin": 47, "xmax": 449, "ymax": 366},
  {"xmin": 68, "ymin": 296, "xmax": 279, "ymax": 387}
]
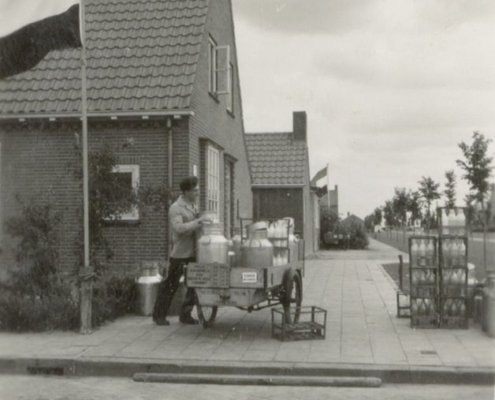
[
  {"xmin": 438, "ymin": 207, "xmax": 469, "ymax": 329},
  {"xmin": 409, "ymin": 236, "xmax": 439, "ymax": 328}
]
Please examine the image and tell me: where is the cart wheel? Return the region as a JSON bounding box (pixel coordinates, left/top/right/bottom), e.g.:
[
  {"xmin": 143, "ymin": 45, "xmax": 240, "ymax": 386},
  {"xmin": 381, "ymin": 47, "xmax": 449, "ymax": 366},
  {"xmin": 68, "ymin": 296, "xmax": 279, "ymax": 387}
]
[
  {"xmin": 281, "ymin": 271, "xmax": 302, "ymax": 324},
  {"xmin": 194, "ymin": 291, "xmax": 218, "ymax": 329}
]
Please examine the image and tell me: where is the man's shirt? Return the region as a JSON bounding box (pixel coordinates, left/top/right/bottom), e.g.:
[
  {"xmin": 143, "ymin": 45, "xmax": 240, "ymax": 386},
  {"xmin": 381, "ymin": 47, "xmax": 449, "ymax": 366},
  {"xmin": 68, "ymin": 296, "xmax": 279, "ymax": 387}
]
[{"xmin": 169, "ymin": 195, "xmax": 199, "ymax": 258}]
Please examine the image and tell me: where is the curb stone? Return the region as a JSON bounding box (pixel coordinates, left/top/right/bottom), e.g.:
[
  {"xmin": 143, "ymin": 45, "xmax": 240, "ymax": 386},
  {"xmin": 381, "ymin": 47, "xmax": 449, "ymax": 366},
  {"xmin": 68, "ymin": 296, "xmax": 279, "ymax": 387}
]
[{"xmin": 0, "ymin": 357, "xmax": 493, "ymax": 385}]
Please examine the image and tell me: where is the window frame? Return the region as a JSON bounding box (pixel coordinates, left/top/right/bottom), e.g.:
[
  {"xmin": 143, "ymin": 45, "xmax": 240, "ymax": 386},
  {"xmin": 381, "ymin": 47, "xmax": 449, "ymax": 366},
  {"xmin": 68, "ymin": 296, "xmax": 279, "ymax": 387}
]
[
  {"xmin": 108, "ymin": 164, "xmax": 140, "ymax": 222},
  {"xmin": 208, "ymin": 35, "xmax": 218, "ymax": 95},
  {"xmin": 206, "ymin": 145, "xmax": 220, "ymax": 218}
]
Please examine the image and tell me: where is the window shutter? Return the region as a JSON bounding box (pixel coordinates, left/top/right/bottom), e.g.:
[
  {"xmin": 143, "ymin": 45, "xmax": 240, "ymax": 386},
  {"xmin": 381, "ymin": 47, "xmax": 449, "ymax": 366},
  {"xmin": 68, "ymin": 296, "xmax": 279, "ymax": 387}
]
[{"xmin": 215, "ymin": 45, "xmax": 231, "ymax": 95}]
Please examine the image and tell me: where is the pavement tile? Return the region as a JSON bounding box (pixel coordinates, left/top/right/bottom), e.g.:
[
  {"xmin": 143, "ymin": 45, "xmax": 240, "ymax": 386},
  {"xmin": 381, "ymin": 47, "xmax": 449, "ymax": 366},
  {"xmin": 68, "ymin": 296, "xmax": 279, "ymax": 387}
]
[
  {"xmin": 370, "ymin": 335, "xmax": 407, "ymax": 363},
  {"xmin": 241, "ymin": 350, "xmax": 277, "ymax": 362},
  {"xmin": 425, "ymin": 334, "xmax": 478, "ymax": 367}
]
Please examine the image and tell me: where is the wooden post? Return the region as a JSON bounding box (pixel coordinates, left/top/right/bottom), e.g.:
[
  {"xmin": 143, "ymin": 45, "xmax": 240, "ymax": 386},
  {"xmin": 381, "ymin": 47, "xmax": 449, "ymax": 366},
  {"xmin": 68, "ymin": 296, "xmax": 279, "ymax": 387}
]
[
  {"xmin": 79, "ymin": 0, "xmax": 93, "ymax": 334},
  {"xmin": 398, "ymin": 255, "xmax": 404, "ymax": 291},
  {"xmin": 79, "ymin": 267, "xmax": 94, "ymax": 334}
]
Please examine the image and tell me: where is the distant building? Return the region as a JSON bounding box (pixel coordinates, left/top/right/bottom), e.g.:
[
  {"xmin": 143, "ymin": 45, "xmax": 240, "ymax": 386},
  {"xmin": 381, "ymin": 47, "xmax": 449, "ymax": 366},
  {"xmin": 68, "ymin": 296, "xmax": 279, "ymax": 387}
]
[
  {"xmin": 245, "ymin": 112, "xmax": 320, "ymax": 255},
  {"xmin": 341, "ymin": 213, "xmax": 364, "ymax": 230},
  {"xmin": 319, "ymin": 184, "xmax": 339, "ymax": 215}
]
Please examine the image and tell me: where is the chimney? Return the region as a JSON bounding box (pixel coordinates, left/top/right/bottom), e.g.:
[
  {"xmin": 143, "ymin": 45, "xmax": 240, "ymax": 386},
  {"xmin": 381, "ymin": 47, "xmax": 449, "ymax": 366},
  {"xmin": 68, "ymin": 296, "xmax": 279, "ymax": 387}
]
[{"xmin": 292, "ymin": 111, "xmax": 306, "ymax": 141}]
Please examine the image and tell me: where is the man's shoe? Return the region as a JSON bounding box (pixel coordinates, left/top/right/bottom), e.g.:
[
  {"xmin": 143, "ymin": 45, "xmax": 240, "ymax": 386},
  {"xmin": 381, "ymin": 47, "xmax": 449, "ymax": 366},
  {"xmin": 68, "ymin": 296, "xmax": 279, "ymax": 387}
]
[
  {"xmin": 179, "ymin": 315, "xmax": 199, "ymax": 325},
  {"xmin": 153, "ymin": 317, "xmax": 170, "ymax": 326}
]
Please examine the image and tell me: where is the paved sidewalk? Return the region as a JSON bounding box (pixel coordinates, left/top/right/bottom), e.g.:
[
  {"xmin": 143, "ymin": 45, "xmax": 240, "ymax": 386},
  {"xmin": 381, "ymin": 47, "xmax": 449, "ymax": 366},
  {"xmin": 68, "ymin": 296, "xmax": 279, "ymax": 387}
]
[{"xmin": 0, "ymin": 239, "xmax": 493, "ymax": 383}]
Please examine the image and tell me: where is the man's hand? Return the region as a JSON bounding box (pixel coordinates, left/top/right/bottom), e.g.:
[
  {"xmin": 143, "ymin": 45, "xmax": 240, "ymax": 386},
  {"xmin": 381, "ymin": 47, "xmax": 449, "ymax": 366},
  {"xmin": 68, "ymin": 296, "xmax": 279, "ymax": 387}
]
[{"xmin": 197, "ymin": 215, "xmax": 213, "ymax": 226}]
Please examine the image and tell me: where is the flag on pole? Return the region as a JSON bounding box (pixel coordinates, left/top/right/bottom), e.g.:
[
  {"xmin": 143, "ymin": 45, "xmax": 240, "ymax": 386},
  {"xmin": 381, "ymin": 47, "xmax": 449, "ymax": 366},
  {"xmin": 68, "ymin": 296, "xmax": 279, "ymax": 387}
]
[
  {"xmin": 310, "ymin": 163, "xmax": 329, "ymax": 187},
  {"xmin": 0, "ymin": 1, "xmax": 81, "ymax": 79}
]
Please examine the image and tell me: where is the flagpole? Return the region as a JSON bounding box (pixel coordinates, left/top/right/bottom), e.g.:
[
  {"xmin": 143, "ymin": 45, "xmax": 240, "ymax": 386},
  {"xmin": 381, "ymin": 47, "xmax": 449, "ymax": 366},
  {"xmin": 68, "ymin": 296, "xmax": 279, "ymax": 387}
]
[
  {"xmin": 326, "ymin": 163, "xmax": 330, "ymax": 212},
  {"xmin": 79, "ymin": 0, "xmax": 92, "ymax": 334}
]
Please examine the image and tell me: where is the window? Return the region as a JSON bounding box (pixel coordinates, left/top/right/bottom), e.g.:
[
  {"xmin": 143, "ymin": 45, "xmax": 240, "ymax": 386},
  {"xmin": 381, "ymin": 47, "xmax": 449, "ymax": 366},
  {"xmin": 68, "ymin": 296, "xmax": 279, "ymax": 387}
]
[
  {"xmin": 206, "ymin": 146, "xmax": 220, "ymax": 217},
  {"xmin": 208, "ymin": 35, "xmax": 217, "ymax": 94},
  {"xmin": 109, "ymin": 164, "xmax": 140, "ymax": 221},
  {"xmin": 0, "ymin": 141, "xmax": 2, "ymax": 246},
  {"xmin": 226, "ymin": 62, "xmax": 234, "ymax": 114},
  {"xmin": 224, "ymin": 158, "xmax": 235, "ymax": 237}
]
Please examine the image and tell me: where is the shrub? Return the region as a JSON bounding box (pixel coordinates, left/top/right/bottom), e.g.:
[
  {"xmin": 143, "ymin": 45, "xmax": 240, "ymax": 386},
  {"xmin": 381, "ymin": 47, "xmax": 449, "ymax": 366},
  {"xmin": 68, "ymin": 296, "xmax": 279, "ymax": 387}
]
[
  {"xmin": 0, "ymin": 197, "xmax": 138, "ymax": 332},
  {"xmin": 91, "ymin": 274, "xmax": 137, "ymax": 327},
  {"xmin": 0, "ymin": 275, "xmax": 79, "ymax": 332},
  {"xmin": 0, "ymin": 271, "xmax": 138, "ymax": 332},
  {"xmin": 348, "ymin": 226, "xmax": 369, "ymax": 249}
]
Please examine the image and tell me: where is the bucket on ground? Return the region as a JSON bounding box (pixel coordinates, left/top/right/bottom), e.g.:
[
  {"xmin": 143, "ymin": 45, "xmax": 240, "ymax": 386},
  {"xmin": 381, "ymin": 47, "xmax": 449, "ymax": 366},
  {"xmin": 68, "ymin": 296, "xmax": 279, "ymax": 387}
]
[{"xmin": 136, "ymin": 261, "xmax": 163, "ymax": 316}]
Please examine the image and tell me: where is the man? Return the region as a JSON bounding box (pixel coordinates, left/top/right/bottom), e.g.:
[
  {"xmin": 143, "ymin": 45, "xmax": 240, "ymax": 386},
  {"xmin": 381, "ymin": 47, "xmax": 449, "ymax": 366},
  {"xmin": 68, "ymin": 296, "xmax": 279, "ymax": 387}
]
[{"xmin": 153, "ymin": 176, "xmax": 210, "ymax": 326}]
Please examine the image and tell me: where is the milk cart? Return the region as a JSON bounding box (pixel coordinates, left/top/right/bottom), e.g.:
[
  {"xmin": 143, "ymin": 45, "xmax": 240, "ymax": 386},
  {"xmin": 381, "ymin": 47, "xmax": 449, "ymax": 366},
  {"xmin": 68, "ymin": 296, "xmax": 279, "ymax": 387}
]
[{"xmin": 185, "ymin": 219, "xmax": 304, "ymax": 328}]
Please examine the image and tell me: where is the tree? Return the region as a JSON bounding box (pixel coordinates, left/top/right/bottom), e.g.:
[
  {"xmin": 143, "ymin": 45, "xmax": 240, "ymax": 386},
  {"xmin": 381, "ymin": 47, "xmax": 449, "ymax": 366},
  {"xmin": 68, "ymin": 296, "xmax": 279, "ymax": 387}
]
[
  {"xmin": 373, "ymin": 207, "xmax": 382, "ymax": 227},
  {"xmin": 364, "ymin": 214, "xmax": 374, "ymax": 232},
  {"xmin": 444, "ymin": 170, "xmax": 456, "ymax": 209},
  {"xmin": 407, "ymin": 191, "xmax": 422, "ymax": 227},
  {"xmin": 456, "ymin": 131, "xmax": 493, "ymax": 275},
  {"xmin": 383, "ymin": 200, "xmax": 396, "ymax": 228},
  {"xmin": 392, "ymin": 188, "xmax": 409, "ymax": 228},
  {"xmin": 418, "ymin": 176, "xmax": 441, "ymax": 231}
]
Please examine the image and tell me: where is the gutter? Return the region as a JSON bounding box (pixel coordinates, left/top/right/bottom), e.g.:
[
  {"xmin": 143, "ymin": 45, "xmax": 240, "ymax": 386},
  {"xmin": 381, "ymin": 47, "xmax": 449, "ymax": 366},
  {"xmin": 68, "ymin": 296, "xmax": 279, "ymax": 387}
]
[
  {"xmin": 252, "ymin": 184, "xmax": 305, "ymax": 189},
  {"xmin": 0, "ymin": 110, "xmax": 194, "ymax": 121}
]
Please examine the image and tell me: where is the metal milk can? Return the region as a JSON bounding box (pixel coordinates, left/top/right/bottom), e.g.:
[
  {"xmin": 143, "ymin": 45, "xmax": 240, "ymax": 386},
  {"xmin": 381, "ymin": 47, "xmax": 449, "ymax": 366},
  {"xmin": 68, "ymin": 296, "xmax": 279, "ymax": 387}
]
[
  {"xmin": 136, "ymin": 261, "xmax": 163, "ymax": 316},
  {"xmin": 241, "ymin": 227, "xmax": 273, "ymax": 268},
  {"xmin": 289, "ymin": 234, "xmax": 299, "ymax": 262},
  {"xmin": 482, "ymin": 273, "xmax": 495, "ymax": 337},
  {"xmin": 197, "ymin": 222, "xmax": 229, "ymax": 264},
  {"xmin": 230, "ymin": 227, "xmax": 243, "ymax": 267}
]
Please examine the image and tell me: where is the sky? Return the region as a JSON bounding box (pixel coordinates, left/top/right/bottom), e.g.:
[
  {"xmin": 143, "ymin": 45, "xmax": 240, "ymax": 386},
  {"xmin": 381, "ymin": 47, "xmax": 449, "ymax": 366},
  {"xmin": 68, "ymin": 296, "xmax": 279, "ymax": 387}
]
[
  {"xmin": 232, "ymin": 0, "xmax": 495, "ymax": 218},
  {"xmin": 1, "ymin": 0, "xmax": 494, "ymax": 219}
]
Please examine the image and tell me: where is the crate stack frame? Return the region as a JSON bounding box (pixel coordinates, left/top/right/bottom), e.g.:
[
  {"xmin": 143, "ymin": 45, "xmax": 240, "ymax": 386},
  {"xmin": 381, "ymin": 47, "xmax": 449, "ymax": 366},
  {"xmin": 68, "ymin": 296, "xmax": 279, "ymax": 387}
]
[
  {"xmin": 437, "ymin": 207, "xmax": 469, "ymax": 329},
  {"xmin": 408, "ymin": 236, "xmax": 440, "ymax": 329}
]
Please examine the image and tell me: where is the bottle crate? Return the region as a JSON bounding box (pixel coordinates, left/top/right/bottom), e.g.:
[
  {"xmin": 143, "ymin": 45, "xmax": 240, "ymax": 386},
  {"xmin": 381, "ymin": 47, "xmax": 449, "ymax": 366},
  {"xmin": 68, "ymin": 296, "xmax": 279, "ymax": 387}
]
[
  {"xmin": 271, "ymin": 306, "xmax": 327, "ymax": 341},
  {"xmin": 437, "ymin": 207, "xmax": 467, "ymax": 236},
  {"xmin": 396, "ymin": 290, "xmax": 410, "ymax": 318},
  {"xmin": 439, "ymin": 236, "xmax": 468, "ymax": 269},
  {"xmin": 409, "ymin": 268, "xmax": 438, "ymax": 296},
  {"xmin": 440, "ymin": 267, "xmax": 468, "ymax": 297},
  {"xmin": 410, "ymin": 297, "xmax": 439, "ymax": 328},
  {"xmin": 409, "ymin": 236, "xmax": 437, "ymax": 268},
  {"xmin": 439, "ymin": 297, "xmax": 468, "ymax": 329}
]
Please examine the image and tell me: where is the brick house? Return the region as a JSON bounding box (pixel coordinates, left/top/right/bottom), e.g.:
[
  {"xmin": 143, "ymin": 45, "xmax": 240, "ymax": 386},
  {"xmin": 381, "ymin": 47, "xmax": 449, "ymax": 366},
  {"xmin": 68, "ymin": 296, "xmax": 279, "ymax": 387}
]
[
  {"xmin": 0, "ymin": 0, "xmax": 252, "ymax": 277},
  {"xmin": 245, "ymin": 112, "xmax": 319, "ymax": 255}
]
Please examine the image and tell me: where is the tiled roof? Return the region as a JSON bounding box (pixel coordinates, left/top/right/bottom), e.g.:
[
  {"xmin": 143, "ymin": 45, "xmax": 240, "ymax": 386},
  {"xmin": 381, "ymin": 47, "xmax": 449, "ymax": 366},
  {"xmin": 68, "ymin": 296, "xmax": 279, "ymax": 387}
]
[
  {"xmin": 0, "ymin": 0, "xmax": 208, "ymax": 116},
  {"xmin": 245, "ymin": 132, "xmax": 307, "ymax": 186}
]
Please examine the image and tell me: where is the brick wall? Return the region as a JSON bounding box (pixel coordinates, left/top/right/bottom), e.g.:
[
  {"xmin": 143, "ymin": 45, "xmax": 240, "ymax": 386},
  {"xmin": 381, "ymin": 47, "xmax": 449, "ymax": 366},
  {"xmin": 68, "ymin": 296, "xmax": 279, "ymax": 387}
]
[
  {"xmin": 88, "ymin": 119, "xmax": 171, "ymax": 275},
  {"xmin": 189, "ymin": 0, "xmax": 252, "ymax": 225},
  {"xmin": 0, "ymin": 118, "xmax": 176, "ymax": 277},
  {"xmin": 0, "ymin": 121, "xmax": 84, "ymax": 277}
]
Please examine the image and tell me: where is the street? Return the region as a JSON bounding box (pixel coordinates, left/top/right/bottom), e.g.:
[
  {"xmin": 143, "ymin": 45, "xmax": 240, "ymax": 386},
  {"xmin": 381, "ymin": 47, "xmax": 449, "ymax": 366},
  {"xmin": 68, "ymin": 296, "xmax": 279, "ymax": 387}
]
[{"xmin": 0, "ymin": 375, "xmax": 493, "ymax": 400}]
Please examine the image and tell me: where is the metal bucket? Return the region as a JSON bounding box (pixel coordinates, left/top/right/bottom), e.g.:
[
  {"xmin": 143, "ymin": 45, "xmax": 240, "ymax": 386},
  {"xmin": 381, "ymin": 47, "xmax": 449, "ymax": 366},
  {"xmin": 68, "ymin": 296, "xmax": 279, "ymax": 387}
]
[
  {"xmin": 136, "ymin": 275, "xmax": 162, "ymax": 316},
  {"xmin": 136, "ymin": 261, "xmax": 163, "ymax": 316},
  {"xmin": 482, "ymin": 275, "xmax": 495, "ymax": 337}
]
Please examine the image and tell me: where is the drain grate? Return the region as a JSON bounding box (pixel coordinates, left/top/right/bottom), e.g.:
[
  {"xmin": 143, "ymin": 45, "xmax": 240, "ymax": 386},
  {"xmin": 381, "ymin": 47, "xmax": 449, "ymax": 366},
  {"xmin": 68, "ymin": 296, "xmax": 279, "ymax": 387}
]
[
  {"xmin": 27, "ymin": 366, "xmax": 65, "ymax": 375},
  {"xmin": 420, "ymin": 350, "xmax": 438, "ymax": 355}
]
